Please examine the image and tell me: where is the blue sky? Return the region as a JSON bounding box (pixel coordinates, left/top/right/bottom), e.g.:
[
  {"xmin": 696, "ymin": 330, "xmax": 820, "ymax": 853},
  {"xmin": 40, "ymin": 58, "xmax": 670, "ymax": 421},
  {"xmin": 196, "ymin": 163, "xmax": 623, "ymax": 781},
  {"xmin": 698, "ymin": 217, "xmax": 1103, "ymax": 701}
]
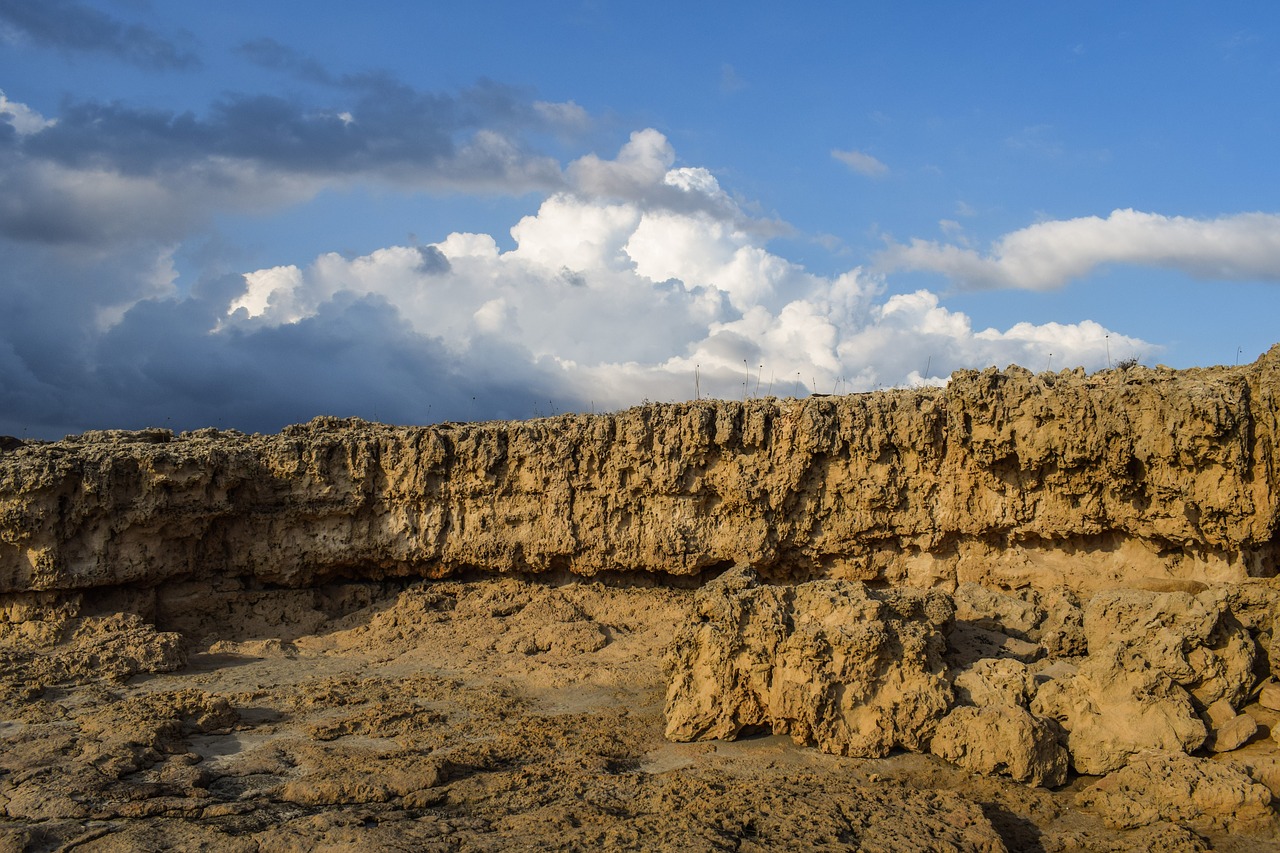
[{"xmin": 2, "ymin": 1, "xmax": 1278, "ymax": 437}]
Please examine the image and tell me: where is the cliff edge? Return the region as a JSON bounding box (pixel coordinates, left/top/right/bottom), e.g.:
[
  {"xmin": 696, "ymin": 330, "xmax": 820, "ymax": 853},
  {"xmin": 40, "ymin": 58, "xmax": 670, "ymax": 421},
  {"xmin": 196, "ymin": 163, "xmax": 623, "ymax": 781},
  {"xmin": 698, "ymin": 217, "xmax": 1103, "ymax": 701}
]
[{"xmin": 2, "ymin": 346, "xmax": 1278, "ymax": 598}]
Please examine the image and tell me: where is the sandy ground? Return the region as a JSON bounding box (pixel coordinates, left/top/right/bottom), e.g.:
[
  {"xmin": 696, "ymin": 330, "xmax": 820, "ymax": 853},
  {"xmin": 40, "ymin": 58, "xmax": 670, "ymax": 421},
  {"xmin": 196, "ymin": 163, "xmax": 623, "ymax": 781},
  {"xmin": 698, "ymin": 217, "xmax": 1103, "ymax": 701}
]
[{"xmin": 1, "ymin": 577, "xmax": 1277, "ymax": 852}]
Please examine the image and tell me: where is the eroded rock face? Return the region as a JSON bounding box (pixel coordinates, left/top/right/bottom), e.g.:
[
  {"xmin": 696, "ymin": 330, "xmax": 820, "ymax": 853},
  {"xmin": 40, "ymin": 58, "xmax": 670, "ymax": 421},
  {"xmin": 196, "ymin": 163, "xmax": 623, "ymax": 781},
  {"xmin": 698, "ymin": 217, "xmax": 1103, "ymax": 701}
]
[
  {"xmin": 663, "ymin": 567, "xmax": 954, "ymax": 757},
  {"xmin": 1032, "ymin": 651, "xmax": 1208, "ymax": 776},
  {"xmin": 1084, "ymin": 589, "xmax": 1256, "ymax": 710},
  {"xmin": 930, "ymin": 705, "xmax": 1069, "ymax": 788},
  {"xmin": 3, "ymin": 348, "xmax": 1280, "ymax": 597},
  {"xmin": 1077, "ymin": 751, "xmax": 1276, "ymax": 835}
]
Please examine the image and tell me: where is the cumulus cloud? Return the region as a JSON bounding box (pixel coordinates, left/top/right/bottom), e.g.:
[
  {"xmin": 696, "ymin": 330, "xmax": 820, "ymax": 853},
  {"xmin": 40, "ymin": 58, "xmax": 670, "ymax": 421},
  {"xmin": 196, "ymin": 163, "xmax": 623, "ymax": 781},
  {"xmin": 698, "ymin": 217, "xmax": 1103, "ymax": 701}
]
[
  {"xmin": 0, "ymin": 0, "xmax": 200, "ymax": 69},
  {"xmin": 0, "ymin": 89, "xmax": 55, "ymax": 135},
  {"xmin": 0, "ymin": 125, "xmax": 1154, "ymax": 438},
  {"xmin": 183, "ymin": 132, "xmax": 1145, "ymax": 427},
  {"xmin": 832, "ymin": 148, "xmax": 889, "ymax": 178},
  {"xmin": 878, "ymin": 209, "xmax": 1280, "ymax": 290}
]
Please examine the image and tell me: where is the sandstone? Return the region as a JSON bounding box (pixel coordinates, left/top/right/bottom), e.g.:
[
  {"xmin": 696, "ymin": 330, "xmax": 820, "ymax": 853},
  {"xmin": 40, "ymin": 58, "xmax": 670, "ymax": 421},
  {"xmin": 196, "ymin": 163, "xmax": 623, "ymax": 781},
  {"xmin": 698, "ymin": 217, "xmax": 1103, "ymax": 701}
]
[
  {"xmin": 663, "ymin": 567, "xmax": 953, "ymax": 757},
  {"xmin": 951, "ymin": 658, "xmax": 1037, "ymax": 708},
  {"xmin": 1259, "ymin": 680, "xmax": 1280, "ymax": 711},
  {"xmin": 952, "ymin": 582, "xmax": 1042, "ymax": 640},
  {"xmin": 1205, "ymin": 711, "xmax": 1258, "ymax": 752},
  {"xmin": 1200, "ymin": 578, "xmax": 1280, "ymax": 678},
  {"xmin": 1032, "ymin": 585, "xmax": 1087, "ymax": 658},
  {"xmin": 3, "ymin": 350, "xmax": 1280, "ymax": 597},
  {"xmin": 946, "ymin": 622, "xmax": 1042, "ymax": 667},
  {"xmin": 1083, "ymin": 589, "xmax": 1257, "ymax": 710},
  {"xmin": 1077, "ymin": 750, "xmax": 1276, "ymax": 835},
  {"xmin": 0, "ymin": 353, "xmax": 1279, "ymax": 847},
  {"xmin": 930, "ymin": 704, "xmax": 1069, "ymax": 788},
  {"xmin": 1237, "ymin": 756, "xmax": 1280, "ymax": 798},
  {"xmin": 1031, "ymin": 652, "xmax": 1207, "ymax": 775}
]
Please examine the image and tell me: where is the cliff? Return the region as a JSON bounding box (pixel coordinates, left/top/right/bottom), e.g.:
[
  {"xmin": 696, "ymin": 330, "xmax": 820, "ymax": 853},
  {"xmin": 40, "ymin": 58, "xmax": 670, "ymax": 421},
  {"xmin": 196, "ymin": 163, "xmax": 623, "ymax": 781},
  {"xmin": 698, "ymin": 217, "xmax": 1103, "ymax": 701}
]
[{"xmin": 2, "ymin": 346, "xmax": 1278, "ymax": 598}]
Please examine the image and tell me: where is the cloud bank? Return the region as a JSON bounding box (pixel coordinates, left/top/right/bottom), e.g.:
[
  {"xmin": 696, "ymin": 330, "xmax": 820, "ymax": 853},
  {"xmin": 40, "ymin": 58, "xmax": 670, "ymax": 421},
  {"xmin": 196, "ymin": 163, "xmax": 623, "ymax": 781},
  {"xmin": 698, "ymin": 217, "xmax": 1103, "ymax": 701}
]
[
  {"xmin": 5, "ymin": 128, "xmax": 1153, "ymax": 438},
  {"xmin": 0, "ymin": 80, "xmax": 1217, "ymax": 440},
  {"xmin": 0, "ymin": 0, "xmax": 199, "ymax": 70},
  {"xmin": 878, "ymin": 209, "xmax": 1280, "ymax": 290}
]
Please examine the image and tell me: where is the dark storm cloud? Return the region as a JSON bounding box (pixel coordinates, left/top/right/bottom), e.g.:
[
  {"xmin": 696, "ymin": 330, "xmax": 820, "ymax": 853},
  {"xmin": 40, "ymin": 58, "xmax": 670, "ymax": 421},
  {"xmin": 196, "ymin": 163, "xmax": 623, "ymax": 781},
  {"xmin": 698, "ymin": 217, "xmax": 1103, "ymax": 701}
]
[
  {"xmin": 85, "ymin": 291, "xmax": 573, "ymax": 436},
  {"xmin": 0, "ymin": 274, "xmax": 577, "ymax": 438},
  {"xmin": 0, "ymin": 34, "xmax": 586, "ymax": 437},
  {"xmin": 23, "ymin": 89, "xmax": 468, "ymax": 176},
  {"xmin": 7, "ymin": 76, "xmax": 563, "ymax": 224},
  {"xmin": 1, "ymin": 76, "xmax": 566, "ymax": 248},
  {"xmin": 0, "ymin": 0, "xmax": 200, "ymax": 70}
]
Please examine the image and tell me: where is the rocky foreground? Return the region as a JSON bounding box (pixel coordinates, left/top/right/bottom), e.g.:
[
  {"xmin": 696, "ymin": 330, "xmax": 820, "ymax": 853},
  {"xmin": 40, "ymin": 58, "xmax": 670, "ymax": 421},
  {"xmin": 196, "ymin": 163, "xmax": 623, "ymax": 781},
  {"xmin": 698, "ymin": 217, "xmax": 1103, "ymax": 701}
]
[{"xmin": 2, "ymin": 350, "xmax": 1280, "ymax": 850}]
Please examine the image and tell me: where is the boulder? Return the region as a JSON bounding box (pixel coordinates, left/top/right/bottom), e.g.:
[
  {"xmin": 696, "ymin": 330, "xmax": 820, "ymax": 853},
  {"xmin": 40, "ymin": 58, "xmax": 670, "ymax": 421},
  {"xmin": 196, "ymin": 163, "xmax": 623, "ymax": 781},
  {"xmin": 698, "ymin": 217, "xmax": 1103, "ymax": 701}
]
[
  {"xmin": 1034, "ymin": 586, "xmax": 1087, "ymax": 658},
  {"xmin": 930, "ymin": 704, "xmax": 1068, "ymax": 788},
  {"xmin": 1084, "ymin": 589, "xmax": 1256, "ymax": 710},
  {"xmin": 1200, "ymin": 578, "xmax": 1280, "ymax": 679},
  {"xmin": 1259, "ymin": 681, "xmax": 1280, "ymax": 711},
  {"xmin": 664, "ymin": 567, "xmax": 954, "ymax": 757},
  {"xmin": 952, "ymin": 583, "xmax": 1042, "ymax": 640},
  {"xmin": 1031, "ymin": 651, "xmax": 1206, "ymax": 775},
  {"xmin": 952, "ymin": 658, "xmax": 1037, "ymax": 708},
  {"xmin": 1202, "ymin": 698, "xmax": 1258, "ymax": 752},
  {"xmin": 1077, "ymin": 750, "xmax": 1275, "ymax": 835}
]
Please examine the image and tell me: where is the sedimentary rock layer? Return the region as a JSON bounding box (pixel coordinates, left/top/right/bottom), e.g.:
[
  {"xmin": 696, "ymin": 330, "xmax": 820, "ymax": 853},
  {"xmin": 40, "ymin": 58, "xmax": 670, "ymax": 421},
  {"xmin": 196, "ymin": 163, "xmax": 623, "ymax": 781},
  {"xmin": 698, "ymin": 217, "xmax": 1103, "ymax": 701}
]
[{"xmin": 2, "ymin": 347, "xmax": 1279, "ymax": 596}]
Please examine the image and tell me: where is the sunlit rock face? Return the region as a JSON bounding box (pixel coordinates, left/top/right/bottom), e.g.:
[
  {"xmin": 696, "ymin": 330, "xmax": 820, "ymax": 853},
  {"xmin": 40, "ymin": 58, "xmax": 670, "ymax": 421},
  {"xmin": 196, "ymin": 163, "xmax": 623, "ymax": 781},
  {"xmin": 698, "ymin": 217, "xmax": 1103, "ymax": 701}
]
[{"xmin": 3, "ymin": 346, "xmax": 1278, "ymax": 597}]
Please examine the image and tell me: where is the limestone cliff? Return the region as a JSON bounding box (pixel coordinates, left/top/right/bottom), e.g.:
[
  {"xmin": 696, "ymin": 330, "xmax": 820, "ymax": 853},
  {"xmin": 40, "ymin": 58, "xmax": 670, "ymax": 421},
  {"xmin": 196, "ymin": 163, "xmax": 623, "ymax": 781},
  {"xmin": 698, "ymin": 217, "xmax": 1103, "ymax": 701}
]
[{"xmin": 2, "ymin": 347, "xmax": 1278, "ymax": 597}]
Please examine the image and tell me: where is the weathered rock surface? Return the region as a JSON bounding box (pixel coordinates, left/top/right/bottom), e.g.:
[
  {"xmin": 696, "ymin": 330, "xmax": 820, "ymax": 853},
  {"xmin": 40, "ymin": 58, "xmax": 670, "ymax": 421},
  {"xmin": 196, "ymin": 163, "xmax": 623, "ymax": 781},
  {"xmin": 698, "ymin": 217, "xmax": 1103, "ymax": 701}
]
[
  {"xmin": 930, "ymin": 704, "xmax": 1069, "ymax": 788},
  {"xmin": 1084, "ymin": 589, "xmax": 1256, "ymax": 710},
  {"xmin": 3, "ymin": 349, "xmax": 1280, "ymax": 598},
  {"xmin": 1260, "ymin": 681, "xmax": 1280, "ymax": 711},
  {"xmin": 1032, "ymin": 652, "xmax": 1208, "ymax": 775},
  {"xmin": 1077, "ymin": 751, "xmax": 1276, "ymax": 834},
  {"xmin": 663, "ymin": 567, "xmax": 954, "ymax": 757},
  {"xmin": 952, "ymin": 658, "xmax": 1038, "ymax": 709},
  {"xmin": 2, "ymin": 353, "xmax": 1280, "ymax": 848},
  {"xmin": 1203, "ymin": 699, "xmax": 1259, "ymax": 753}
]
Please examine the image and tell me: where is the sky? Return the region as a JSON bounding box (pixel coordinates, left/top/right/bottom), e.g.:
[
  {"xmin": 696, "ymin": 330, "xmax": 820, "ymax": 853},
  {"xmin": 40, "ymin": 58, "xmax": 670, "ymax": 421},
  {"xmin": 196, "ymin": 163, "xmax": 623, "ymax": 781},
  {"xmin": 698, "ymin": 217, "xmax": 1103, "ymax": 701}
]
[{"xmin": 2, "ymin": 1, "xmax": 1279, "ymax": 438}]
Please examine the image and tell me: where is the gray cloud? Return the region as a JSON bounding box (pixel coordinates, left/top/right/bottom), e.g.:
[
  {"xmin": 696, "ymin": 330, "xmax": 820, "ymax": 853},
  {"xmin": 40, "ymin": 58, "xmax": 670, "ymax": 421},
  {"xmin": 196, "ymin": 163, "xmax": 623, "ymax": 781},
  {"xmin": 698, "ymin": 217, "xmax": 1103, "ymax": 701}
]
[
  {"xmin": 0, "ymin": 75, "xmax": 567, "ymax": 250},
  {"xmin": 0, "ymin": 277, "xmax": 577, "ymax": 438},
  {"xmin": 236, "ymin": 37, "xmax": 334, "ymax": 84},
  {"xmin": 0, "ymin": 0, "xmax": 199, "ymax": 70}
]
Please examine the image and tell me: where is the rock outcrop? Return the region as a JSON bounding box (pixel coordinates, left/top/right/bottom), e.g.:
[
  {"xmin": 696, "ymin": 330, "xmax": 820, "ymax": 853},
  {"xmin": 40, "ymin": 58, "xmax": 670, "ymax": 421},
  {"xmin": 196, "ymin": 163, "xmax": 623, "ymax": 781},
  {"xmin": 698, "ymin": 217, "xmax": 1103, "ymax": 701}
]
[
  {"xmin": 663, "ymin": 567, "xmax": 954, "ymax": 757},
  {"xmin": 930, "ymin": 704, "xmax": 1069, "ymax": 788},
  {"xmin": 2, "ymin": 348, "xmax": 1280, "ymax": 601},
  {"xmin": 1077, "ymin": 750, "xmax": 1276, "ymax": 834}
]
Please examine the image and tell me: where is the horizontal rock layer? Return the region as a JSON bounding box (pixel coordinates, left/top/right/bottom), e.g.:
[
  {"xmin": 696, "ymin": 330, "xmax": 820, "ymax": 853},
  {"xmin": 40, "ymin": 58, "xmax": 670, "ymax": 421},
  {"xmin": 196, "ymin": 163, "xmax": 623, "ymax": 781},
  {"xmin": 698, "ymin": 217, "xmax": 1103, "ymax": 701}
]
[{"xmin": 2, "ymin": 348, "xmax": 1279, "ymax": 595}]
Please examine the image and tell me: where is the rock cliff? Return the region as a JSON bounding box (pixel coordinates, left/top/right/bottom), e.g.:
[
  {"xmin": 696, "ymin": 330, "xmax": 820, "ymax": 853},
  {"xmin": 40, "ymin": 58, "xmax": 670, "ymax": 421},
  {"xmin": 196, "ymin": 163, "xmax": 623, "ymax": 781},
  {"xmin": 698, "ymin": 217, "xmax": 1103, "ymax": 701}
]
[{"xmin": 2, "ymin": 347, "xmax": 1279, "ymax": 600}]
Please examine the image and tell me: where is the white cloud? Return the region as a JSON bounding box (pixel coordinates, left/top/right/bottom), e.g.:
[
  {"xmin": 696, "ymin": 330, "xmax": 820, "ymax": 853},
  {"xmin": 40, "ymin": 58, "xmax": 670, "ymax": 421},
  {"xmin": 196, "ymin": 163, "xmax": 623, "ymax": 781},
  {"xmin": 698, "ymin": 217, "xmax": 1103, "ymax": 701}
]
[
  {"xmin": 0, "ymin": 89, "xmax": 54, "ymax": 134},
  {"xmin": 832, "ymin": 148, "xmax": 889, "ymax": 178},
  {"xmin": 221, "ymin": 131, "xmax": 1151, "ymax": 415},
  {"xmin": 533, "ymin": 99, "xmax": 590, "ymax": 132},
  {"xmin": 0, "ymin": 121, "xmax": 1169, "ymax": 438},
  {"xmin": 878, "ymin": 209, "xmax": 1280, "ymax": 290}
]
